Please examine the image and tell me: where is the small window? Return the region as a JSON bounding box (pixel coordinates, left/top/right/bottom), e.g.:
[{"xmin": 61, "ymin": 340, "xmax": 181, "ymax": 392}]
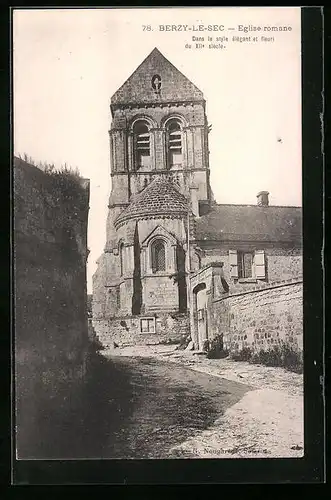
[
  {"xmin": 238, "ymin": 252, "xmax": 253, "ymax": 278},
  {"xmin": 229, "ymin": 249, "xmax": 266, "ymax": 280},
  {"xmin": 151, "ymin": 239, "xmax": 166, "ymax": 273},
  {"xmin": 151, "ymin": 74, "xmax": 161, "ymax": 92},
  {"xmin": 167, "ymin": 120, "xmax": 183, "ymax": 167},
  {"xmin": 140, "ymin": 317, "xmax": 156, "ymax": 334},
  {"xmin": 133, "ymin": 121, "xmax": 151, "ymax": 169}
]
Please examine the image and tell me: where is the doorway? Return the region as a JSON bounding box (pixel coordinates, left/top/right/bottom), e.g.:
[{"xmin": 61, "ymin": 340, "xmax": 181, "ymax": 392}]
[{"xmin": 193, "ymin": 282, "xmax": 208, "ymax": 350}]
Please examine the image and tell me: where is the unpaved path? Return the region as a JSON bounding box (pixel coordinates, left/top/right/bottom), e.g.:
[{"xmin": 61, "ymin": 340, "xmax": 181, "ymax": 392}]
[
  {"xmin": 104, "ymin": 345, "xmax": 304, "ymax": 458},
  {"xmin": 101, "ymin": 355, "xmax": 249, "ymax": 459}
]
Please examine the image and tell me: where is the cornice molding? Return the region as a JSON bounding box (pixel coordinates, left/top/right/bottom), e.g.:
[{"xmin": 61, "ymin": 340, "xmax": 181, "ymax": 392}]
[
  {"xmin": 114, "ymin": 211, "xmax": 189, "ymax": 230},
  {"xmin": 110, "ymin": 167, "xmax": 208, "ymax": 177},
  {"xmin": 111, "ymin": 100, "xmax": 205, "ymax": 111}
]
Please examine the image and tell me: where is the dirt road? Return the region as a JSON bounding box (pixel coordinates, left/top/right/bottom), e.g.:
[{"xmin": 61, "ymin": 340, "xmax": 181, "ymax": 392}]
[
  {"xmin": 82, "ymin": 354, "xmax": 250, "ymax": 459},
  {"xmin": 104, "ymin": 346, "xmax": 304, "ymax": 459},
  {"xmin": 31, "ymin": 349, "xmax": 303, "ymax": 459}
]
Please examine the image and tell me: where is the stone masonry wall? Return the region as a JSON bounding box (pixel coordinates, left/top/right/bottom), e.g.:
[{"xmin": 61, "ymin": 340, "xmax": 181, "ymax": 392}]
[
  {"xmin": 198, "ymin": 245, "xmax": 302, "ymax": 291},
  {"xmin": 14, "ymin": 158, "xmax": 90, "ymax": 458},
  {"xmin": 110, "ymin": 101, "xmax": 209, "ymax": 202},
  {"xmin": 210, "ymin": 279, "xmax": 303, "ymax": 355},
  {"xmin": 143, "ymin": 276, "xmax": 179, "ymax": 313},
  {"xmin": 93, "ymin": 216, "xmax": 188, "ymax": 321},
  {"xmin": 93, "ymin": 312, "xmax": 189, "ymax": 347}
]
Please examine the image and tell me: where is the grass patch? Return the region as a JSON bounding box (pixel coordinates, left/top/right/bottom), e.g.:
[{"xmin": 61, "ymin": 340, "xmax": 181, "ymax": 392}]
[
  {"xmin": 231, "ymin": 342, "xmax": 303, "ymax": 374},
  {"xmin": 16, "ymin": 153, "xmax": 87, "ymax": 211}
]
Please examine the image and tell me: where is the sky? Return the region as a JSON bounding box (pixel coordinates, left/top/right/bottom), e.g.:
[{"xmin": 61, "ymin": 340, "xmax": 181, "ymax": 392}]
[{"xmin": 13, "ymin": 7, "xmax": 302, "ymax": 293}]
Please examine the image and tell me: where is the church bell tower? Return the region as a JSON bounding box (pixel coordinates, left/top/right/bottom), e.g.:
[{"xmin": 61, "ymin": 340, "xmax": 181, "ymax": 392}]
[{"xmin": 93, "ymin": 47, "xmax": 212, "ymax": 345}]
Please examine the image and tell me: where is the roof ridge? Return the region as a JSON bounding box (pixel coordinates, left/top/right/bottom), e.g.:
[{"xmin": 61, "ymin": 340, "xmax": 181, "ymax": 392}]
[{"xmin": 213, "ymin": 203, "xmax": 302, "ymax": 209}]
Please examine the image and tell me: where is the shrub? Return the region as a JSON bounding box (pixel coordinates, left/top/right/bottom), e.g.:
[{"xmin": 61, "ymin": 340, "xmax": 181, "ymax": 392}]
[
  {"xmin": 47, "ymin": 166, "xmax": 87, "ymax": 212},
  {"xmin": 281, "ymin": 343, "xmax": 303, "ymax": 373},
  {"xmin": 17, "ymin": 154, "xmax": 87, "ymax": 212},
  {"xmin": 259, "ymin": 343, "xmax": 302, "ymax": 372},
  {"xmin": 231, "ymin": 346, "xmax": 252, "ymax": 362},
  {"xmin": 209, "ymin": 348, "xmax": 229, "ymax": 360},
  {"xmin": 264, "ymin": 345, "xmax": 283, "ymax": 367},
  {"xmin": 230, "ymin": 341, "xmax": 303, "ymax": 373},
  {"xmin": 206, "ymin": 335, "xmax": 229, "ymax": 359},
  {"xmin": 250, "ymin": 351, "xmax": 261, "ymax": 364}
]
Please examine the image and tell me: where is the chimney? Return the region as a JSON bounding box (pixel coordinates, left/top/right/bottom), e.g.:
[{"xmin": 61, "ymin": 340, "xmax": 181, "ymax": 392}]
[{"xmin": 257, "ymin": 191, "xmax": 269, "ymax": 207}]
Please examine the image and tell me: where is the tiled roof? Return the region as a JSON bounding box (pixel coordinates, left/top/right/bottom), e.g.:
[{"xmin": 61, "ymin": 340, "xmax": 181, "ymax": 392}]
[
  {"xmin": 115, "ymin": 176, "xmax": 189, "ymax": 226},
  {"xmin": 111, "ymin": 47, "xmax": 204, "ymax": 106},
  {"xmin": 195, "ymin": 204, "xmax": 302, "ymax": 243}
]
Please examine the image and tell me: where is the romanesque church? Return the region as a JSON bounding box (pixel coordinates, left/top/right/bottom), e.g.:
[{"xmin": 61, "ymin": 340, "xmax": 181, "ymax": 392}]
[{"xmin": 92, "ymin": 48, "xmax": 302, "ymax": 353}]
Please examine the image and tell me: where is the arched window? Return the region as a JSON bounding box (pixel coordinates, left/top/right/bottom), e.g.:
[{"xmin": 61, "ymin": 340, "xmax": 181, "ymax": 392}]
[
  {"xmin": 151, "ymin": 239, "xmax": 166, "ymax": 273},
  {"xmin": 119, "ymin": 242, "xmax": 125, "ymax": 276},
  {"xmin": 151, "ymin": 74, "xmax": 161, "ymax": 93},
  {"xmin": 133, "ymin": 121, "xmax": 151, "ymax": 169},
  {"xmin": 167, "ymin": 119, "xmax": 183, "ymax": 168}
]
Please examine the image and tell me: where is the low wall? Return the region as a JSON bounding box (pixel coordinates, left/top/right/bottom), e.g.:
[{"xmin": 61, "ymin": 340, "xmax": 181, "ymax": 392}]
[
  {"xmin": 93, "ymin": 312, "xmax": 190, "ymax": 346},
  {"xmin": 210, "ymin": 279, "xmax": 303, "ymax": 354}
]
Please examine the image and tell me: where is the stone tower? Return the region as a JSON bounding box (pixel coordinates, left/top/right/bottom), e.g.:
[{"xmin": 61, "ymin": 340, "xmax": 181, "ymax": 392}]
[{"xmin": 92, "ymin": 47, "xmax": 212, "ymax": 345}]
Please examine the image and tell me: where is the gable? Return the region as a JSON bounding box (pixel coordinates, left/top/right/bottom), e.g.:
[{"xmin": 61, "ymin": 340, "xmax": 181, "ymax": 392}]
[
  {"xmin": 111, "ymin": 48, "xmax": 204, "ymax": 107},
  {"xmin": 141, "ymin": 225, "xmax": 178, "ymax": 247}
]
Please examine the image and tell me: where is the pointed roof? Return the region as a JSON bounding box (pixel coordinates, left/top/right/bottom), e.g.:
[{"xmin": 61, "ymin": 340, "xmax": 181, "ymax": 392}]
[
  {"xmin": 114, "ymin": 176, "xmax": 189, "ymax": 226},
  {"xmin": 111, "ymin": 47, "xmax": 204, "ymax": 106}
]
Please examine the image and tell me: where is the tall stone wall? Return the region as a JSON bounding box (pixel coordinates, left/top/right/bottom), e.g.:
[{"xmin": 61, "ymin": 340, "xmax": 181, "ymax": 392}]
[
  {"xmin": 14, "ymin": 158, "xmax": 90, "ymax": 458},
  {"xmin": 210, "ymin": 279, "xmax": 303, "ymax": 355}
]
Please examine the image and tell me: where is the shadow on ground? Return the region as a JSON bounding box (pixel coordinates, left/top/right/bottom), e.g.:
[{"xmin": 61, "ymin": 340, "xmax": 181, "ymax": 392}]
[
  {"xmin": 97, "ymin": 354, "xmax": 251, "ymax": 459},
  {"xmin": 16, "ymin": 352, "xmax": 251, "ymax": 459}
]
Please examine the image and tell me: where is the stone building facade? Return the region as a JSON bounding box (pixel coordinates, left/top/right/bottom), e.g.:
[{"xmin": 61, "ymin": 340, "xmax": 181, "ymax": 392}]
[{"xmin": 92, "ymin": 47, "xmax": 302, "ymax": 352}]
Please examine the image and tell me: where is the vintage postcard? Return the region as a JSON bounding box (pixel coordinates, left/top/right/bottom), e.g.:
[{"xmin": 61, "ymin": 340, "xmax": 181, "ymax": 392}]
[{"xmin": 12, "ymin": 6, "xmax": 324, "ymax": 483}]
